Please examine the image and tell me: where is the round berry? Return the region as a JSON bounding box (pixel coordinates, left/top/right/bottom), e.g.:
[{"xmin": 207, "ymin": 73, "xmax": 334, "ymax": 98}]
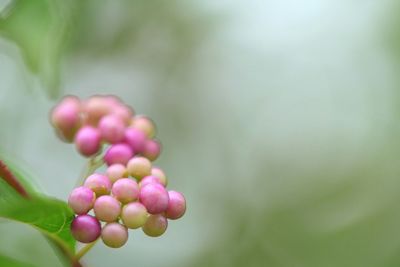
[
  {"xmin": 151, "ymin": 167, "xmax": 168, "ymax": 187},
  {"xmin": 75, "ymin": 126, "xmax": 101, "ymax": 157},
  {"xmin": 98, "ymin": 115, "xmax": 125, "ymax": 144},
  {"xmin": 71, "ymin": 215, "xmax": 101, "ymax": 243},
  {"xmin": 104, "ymin": 143, "xmax": 134, "ymax": 166},
  {"xmin": 124, "ymin": 128, "xmax": 147, "ymax": 153},
  {"xmin": 111, "ymin": 105, "xmax": 134, "ymax": 126},
  {"xmin": 84, "ymin": 96, "xmax": 112, "ymax": 126},
  {"xmin": 139, "ymin": 175, "xmax": 163, "ymax": 188},
  {"xmin": 165, "ymin": 191, "xmax": 186, "ymax": 220},
  {"xmin": 139, "ymin": 183, "xmax": 169, "ymax": 214},
  {"xmin": 127, "ymin": 157, "xmax": 151, "ymax": 180},
  {"xmin": 50, "ymin": 96, "xmax": 81, "ymax": 142},
  {"xmin": 84, "ymin": 174, "xmax": 112, "ymax": 196},
  {"xmin": 131, "ymin": 116, "xmax": 156, "ymax": 138},
  {"xmin": 106, "ymin": 164, "xmax": 128, "ymax": 183},
  {"xmin": 121, "ymin": 202, "xmax": 148, "ymax": 229},
  {"xmin": 112, "ymin": 178, "xmax": 139, "ymax": 204},
  {"xmin": 68, "ymin": 187, "xmax": 95, "ymax": 215},
  {"xmin": 142, "ymin": 214, "xmax": 168, "ymax": 237},
  {"xmin": 101, "ymin": 223, "xmax": 128, "ymax": 248},
  {"xmin": 93, "ymin": 196, "xmax": 121, "ymax": 222},
  {"xmin": 142, "ymin": 139, "xmax": 162, "ymax": 161}
]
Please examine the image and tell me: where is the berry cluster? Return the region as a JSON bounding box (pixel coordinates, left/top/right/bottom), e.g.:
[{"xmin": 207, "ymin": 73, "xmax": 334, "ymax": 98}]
[{"xmin": 50, "ymin": 95, "xmax": 186, "ymax": 248}]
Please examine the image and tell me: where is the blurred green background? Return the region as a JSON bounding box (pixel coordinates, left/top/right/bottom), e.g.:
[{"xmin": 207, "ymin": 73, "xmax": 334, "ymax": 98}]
[{"xmin": 1, "ymin": 0, "xmax": 400, "ymax": 266}]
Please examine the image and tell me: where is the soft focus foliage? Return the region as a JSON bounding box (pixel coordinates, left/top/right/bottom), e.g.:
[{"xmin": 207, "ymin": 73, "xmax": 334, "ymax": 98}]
[{"xmin": 2, "ymin": 0, "xmax": 400, "ymax": 267}]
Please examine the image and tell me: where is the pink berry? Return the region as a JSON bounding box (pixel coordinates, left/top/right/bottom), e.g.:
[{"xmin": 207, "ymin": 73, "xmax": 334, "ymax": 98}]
[
  {"xmin": 84, "ymin": 96, "xmax": 112, "ymax": 126},
  {"xmin": 84, "ymin": 174, "xmax": 112, "ymax": 196},
  {"xmin": 165, "ymin": 191, "xmax": 186, "ymax": 220},
  {"xmin": 127, "ymin": 157, "xmax": 152, "ymax": 180},
  {"xmin": 139, "ymin": 183, "xmax": 169, "ymax": 214},
  {"xmin": 139, "ymin": 176, "xmax": 163, "ymax": 188},
  {"xmin": 93, "ymin": 195, "xmax": 121, "ymax": 222},
  {"xmin": 98, "ymin": 115, "xmax": 125, "ymax": 144},
  {"xmin": 75, "ymin": 126, "xmax": 101, "ymax": 157},
  {"xmin": 121, "ymin": 202, "xmax": 148, "ymax": 229},
  {"xmin": 106, "ymin": 164, "xmax": 128, "ymax": 183},
  {"xmin": 142, "ymin": 139, "xmax": 162, "ymax": 161},
  {"xmin": 151, "ymin": 167, "xmax": 168, "ymax": 186},
  {"xmin": 111, "ymin": 105, "xmax": 134, "ymax": 126},
  {"xmin": 112, "ymin": 178, "xmax": 139, "ymax": 204},
  {"xmin": 50, "ymin": 96, "xmax": 82, "ymax": 142},
  {"xmin": 124, "ymin": 128, "xmax": 147, "ymax": 153},
  {"xmin": 142, "ymin": 214, "xmax": 168, "ymax": 237},
  {"xmin": 104, "ymin": 143, "xmax": 134, "ymax": 166},
  {"xmin": 101, "ymin": 223, "xmax": 128, "ymax": 248},
  {"xmin": 71, "ymin": 215, "xmax": 101, "ymax": 243},
  {"xmin": 68, "ymin": 187, "xmax": 95, "ymax": 215},
  {"xmin": 131, "ymin": 115, "xmax": 156, "ymax": 138}
]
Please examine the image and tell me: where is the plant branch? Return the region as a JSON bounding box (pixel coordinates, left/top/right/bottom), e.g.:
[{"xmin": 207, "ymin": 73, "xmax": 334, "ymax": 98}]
[
  {"xmin": 75, "ymin": 239, "xmax": 99, "ymax": 261},
  {"xmin": 75, "ymin": 156, "xmax": 104, "ymax": 187}
]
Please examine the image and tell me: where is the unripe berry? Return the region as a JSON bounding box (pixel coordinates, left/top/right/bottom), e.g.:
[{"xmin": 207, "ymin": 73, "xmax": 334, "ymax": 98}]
[
  {"xmin": 112, "ymin": 178, "xmax": 139, "ymax": 204},
  {"xmin": 101, "ymin": 223, "xmax": 128, "ymax": 248},
  {"xmin": 142, "ymin": 214, "xmax": 168, "ymax": 237},
  {"xmin": 50, "ymin": 96, "xmax": 82, "ymax": 142},
  {"xmin": 75, "ymin": 126, "xmax": 101, "ymax": 157},
  {"xmin": 124, "ymin": 128, "xmax": 147, "ymax": 153},
  {"xmin": 71, "ymin": 215, "xmax": 101, "ymax": 243},
  {"xmin": 151, "ymin": 167, "xmax": 168, "ymax": 187},
  {"xmin": 139, "ymin": 175, "xmax": 163, "ymax": 188},
  {"xmin": 106, "ymin": 164, "xmax": 128, "ymax": 183},
  {"xmin": 127, "ymin": 157, "xmax": 151, "ymax": 180},
  {"xmin": 68, "ymin": 187, "xmax": 95, "ymax": 215},
  {"xmin": 131, "ymin": 116, "xmax": 156, "ymax": 138},
  {"xmin": 84, "ymin": 174, "xmax": 112, "ymax": 196},
  {"xmin": 139, "ymin": 183, "xmax": 169, "ymax": 214},
  {"xmin": 93, "ymin": 195, "xmax": 121, "ymax": 222},
  {"xmin": 84, "ymin": 96, "xmax": 112, "ymax": 126},
  {"xmin": 111, "ymin": 105, "xmax": 134, "ymax": 126},
  {"xmin": 121, "ymin": 202, "xmax": 148, "ymax": 229},
  {"xmin": 98, "ymin": 115, "xmax": 125, "ymax": 144},
  {"xmin": 142, "ymin": 139, "xmax": 162, "ymax": 161},
  {"xmin": 165, "ymin": 191, "xmax": 186, "ymax": 220},
  {"xmin": 104, "ymin": 143, "xmax": 134, "ymax": 166}
]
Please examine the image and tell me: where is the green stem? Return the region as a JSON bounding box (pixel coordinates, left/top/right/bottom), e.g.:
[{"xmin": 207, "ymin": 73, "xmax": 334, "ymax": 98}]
[
  {"xmin": 75, "ymin": 156, "xmax": 104, "ymax": 187},
  {"xmin": 75, "ymin": 239, "xmax": 98, "ymax": 261}
]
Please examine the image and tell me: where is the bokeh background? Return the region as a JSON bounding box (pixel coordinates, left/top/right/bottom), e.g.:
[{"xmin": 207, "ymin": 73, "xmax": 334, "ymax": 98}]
[{"xmin": 1, "ymin": 0, "xmax": 400, "ymax": 266}]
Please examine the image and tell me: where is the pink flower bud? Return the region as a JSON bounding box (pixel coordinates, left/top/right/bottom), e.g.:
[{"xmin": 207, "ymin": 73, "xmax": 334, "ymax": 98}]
[
  {"xmin": 112, "ymin": 178, "xmax": 139, "ymax": 204},
  {"xmin": 93, "ymin": 195, "xmax": 121, "ymax": 222},
  {"xmin": 98, "ymin": 115, "xmax": 126, "ymax": 144},
  {"xmin": 84, "ymin": 174, "xmax": 112, "ymax": 196},
  {"xmin": 142, "ymin": 214, "xmax": 168, "ymax": 237},
  {"xmin": 101, "ymin": 223, "xmax": 128, "ymax": 248},
  {"xmin": 121, "ymin": 202, "xmax": 148, "ymax": 229},
  {"xmin": 142, "ymin": 139, "xmax": 162, "ymax": 161},
  {"xmin": 165, "ymin": 191, "xmax": 186, "ymax": 220},
  {"xmin": 104, "ymin": 143, "xmax": 134, "ymax": 166},
  {"xmin": 71, "ymin": 215, "xmax": 101, "ymax": 243},
  {"xmin": 139, "ymin": 183, "xmax": 169, "ymax": 214},
  {"xmin": 124, "ymin": 128, "xmax": 147, "ymax": 153},
  {"xmin": 75, "ymin": 126, "xmax": 101, "ymax": 157},
  {"xmin": 68, "ymin": 186, "xmax": 95, "ymax": 215}
]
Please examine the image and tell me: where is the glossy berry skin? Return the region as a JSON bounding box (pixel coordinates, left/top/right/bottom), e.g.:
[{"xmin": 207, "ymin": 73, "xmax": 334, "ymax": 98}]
[
  {"xmin": 127, "ymin": 157, "xmax": 152, "ymax": 180},
  {"xmin": 75, "ymin": 126, "xmax": 102, "ymax": 157},
  {"xmin": 50, "ymin": 96, "xmax": 81, "ymax": 142},
  {"xmin": 98, "ymin": 115, "xmax": 125, "ymax": 144},
  {"xmin": 142, "ymin": 139, "xmax": 162, "ymax": 161},
  {"xmin": 84, "ymin": 174, "xmax": 112, "ymax": 196},
  {"xmin": 101, "ymin": 223, "xmax": 128, "ymax": 248},
  {"xmin": 112, "ymin": 178, "xmax": 139, "ymax": 204},
  {"xmin": 71, "ymin": 215, "xmax": 101, "ymax": 243},
  {"xmin": 142, "ymin": 214, "xmax": 168, "ymax": 237},
  {"xmin": 106, "ymin": 164, "xmax": 128, "ymax": 183},
  {"xmin": 68, "ymin": 187, "xmax": 95, "ymax": 215},
  {"xmin": 124, "ymin": 128, "xmax": 147, "ymax": 153},
  {"xmin": 139, "ymin": 183, "xmax": 169, "ymax": 214},
  {"xmin": 151, "ymin": 167, "xmax": 168, "ymax": 186},
  {"xmin": 139, "ymin": 175, "xmax": 163, "ymax": 188},
  {"xmin": 93, "ymin": 195, "xmax": 121, "ymax": 222},
  {"xmin": 165, "ymin": 191, "xmax": 186, "ymax": 220},
  {"xmin": 121, "ymin": 202, "xmax": 148, "ymax": 229},
  {"xmin": 131, "ymin": 116, "xmax": 156, "ymax": 138},
  {"xmin": 104, "ymin": 143, "xmax": 134, "ymax": 166}
]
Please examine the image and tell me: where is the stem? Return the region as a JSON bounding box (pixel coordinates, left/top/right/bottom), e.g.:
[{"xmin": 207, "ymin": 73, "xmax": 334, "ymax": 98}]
[
  {"xmin": 75, "ymin": 239, "xmax": 98, "ymax": 261},
  {"xmin": 75, "ymin": 156, "xmax": 104, "ymax": 187}
]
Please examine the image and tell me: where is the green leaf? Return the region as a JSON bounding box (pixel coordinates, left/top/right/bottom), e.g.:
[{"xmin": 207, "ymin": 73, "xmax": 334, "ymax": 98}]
[
  {"xmin": 0, "ymin": 159, "xmax": 79, "ymax": 266},
  {"xmin": 0, "ymin": 254, "xmax": 38, "ymax": 267}
]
